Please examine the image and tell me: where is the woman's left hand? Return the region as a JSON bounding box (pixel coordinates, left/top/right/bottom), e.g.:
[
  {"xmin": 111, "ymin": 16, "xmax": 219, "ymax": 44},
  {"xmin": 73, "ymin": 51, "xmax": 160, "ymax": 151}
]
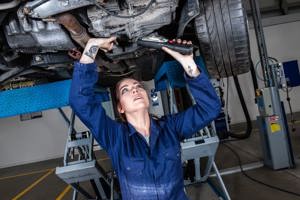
[
  {"xmin": 162, "ymin": 39, "xmax": 200, "ymax": 78},
  {"xmin": 80, "ymin": 37, "xmax": 116, "ymax": 64}
]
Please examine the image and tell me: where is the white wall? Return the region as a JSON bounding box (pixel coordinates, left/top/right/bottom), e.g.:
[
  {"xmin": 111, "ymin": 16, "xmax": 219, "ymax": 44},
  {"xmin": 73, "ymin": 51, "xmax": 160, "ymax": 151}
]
[
  {"xmin": 0, "ymin": 108, "xmax": 71, "ymax": 168},
  {"xmin": 0, "ymin": 102, "xmax": 118, "ymax": 168},
  {"xmin": 226, "ymin": 20, "xmax": 300, "ymax": 124}
]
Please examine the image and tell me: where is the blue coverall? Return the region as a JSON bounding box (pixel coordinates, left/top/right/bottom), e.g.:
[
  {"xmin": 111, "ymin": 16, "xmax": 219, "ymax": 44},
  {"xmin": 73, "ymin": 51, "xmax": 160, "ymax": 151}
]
[{"xmin": 69, "ymin": 62, "xmax": 221, "ymax": 200}]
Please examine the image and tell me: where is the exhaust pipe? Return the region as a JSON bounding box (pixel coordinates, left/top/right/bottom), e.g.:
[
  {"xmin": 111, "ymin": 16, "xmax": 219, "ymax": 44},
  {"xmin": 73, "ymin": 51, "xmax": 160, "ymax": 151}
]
[
  {"xmin": 56, "ymin": 13, "xmax": 90, "ymax": 48},
  {"xmin": 0, "ymin": 0, "xmax": 20, "ymax": 10}
]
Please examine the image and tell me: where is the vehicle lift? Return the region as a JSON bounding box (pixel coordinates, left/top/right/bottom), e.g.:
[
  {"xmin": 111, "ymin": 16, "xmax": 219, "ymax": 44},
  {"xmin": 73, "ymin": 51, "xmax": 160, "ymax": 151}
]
[{"xmin": 54, "ymin": 56, "xmax": 231, "ymax": 200}]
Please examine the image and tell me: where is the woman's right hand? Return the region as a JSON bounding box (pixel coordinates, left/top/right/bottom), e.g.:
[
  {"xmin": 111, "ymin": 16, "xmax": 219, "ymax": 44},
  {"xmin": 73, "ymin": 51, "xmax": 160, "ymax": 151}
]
[
  {"xmin": 162, "ymin": 39, "xmax": 200, "ymax": 78},
  {"xmin": 80, "ymin": 36, "xmax": 116, "ymax": 64}
]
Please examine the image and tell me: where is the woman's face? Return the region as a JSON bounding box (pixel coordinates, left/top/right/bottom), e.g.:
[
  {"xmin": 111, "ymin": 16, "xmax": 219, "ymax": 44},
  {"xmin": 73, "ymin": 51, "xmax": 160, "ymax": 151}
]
[{"xmin": 117, "ymin": 78, "xmax": 149, "ymax": 114}]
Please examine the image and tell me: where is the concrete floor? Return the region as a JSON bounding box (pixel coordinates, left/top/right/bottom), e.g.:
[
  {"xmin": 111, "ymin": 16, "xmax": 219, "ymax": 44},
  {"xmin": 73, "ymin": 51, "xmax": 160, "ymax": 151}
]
[{"xmin": 1, "ymin": 122, "xmax": 300, "ymax": 200}]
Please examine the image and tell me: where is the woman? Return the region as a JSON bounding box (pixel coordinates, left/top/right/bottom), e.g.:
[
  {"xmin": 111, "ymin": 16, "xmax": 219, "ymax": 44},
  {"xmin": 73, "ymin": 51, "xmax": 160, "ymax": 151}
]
[{"xmin": 69, "ymin": 37, "xmax": 221, "ymax": 200}]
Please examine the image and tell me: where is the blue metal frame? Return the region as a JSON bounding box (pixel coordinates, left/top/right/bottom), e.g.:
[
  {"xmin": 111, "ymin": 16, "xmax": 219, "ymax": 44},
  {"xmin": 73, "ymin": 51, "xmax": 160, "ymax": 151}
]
[
  {"xmin": 0, "ymin": 80, "xmax": 71, "ymax": 118},
  {"xmin": 0, "ymin": 56, "xmax": 208, "ymax": 118},
  {"xmin": 154, "ymin": 56, "xmax": 207, "ymax": 90}
]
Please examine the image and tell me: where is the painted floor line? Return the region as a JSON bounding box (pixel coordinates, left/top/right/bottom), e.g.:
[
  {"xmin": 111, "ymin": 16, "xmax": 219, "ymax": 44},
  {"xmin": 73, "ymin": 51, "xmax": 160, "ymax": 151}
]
[
  {"xmin": 0, "ymin": 168, "xmax": 53, "ymax": 181},
  {"xmin": 11, "ymin": 168, "xmax": 55, "ymax": 200},
  {"xmin": 0, "ymin": 157, "xmax": 109, "ymax": 182},
  {"xmin": 56, "ymin": 185, "xmax": 72, "ymax": 200}
]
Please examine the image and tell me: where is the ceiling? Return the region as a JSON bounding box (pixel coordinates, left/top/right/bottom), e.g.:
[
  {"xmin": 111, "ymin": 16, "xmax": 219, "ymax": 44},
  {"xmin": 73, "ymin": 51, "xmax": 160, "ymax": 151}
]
[{"xmin": 244, "ymin": 0, "xmax": 300, "ymax": 17}]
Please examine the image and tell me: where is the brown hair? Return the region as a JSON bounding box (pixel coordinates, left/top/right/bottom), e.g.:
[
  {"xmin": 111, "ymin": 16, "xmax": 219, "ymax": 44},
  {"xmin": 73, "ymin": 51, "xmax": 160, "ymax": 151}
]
[
  {"xmin": 114, "ymin": 78, "xmax": 134, "ymax": 122},
  {"xmin": 115, "ymin": 78, "xmax": 130, "ymax": 102}
]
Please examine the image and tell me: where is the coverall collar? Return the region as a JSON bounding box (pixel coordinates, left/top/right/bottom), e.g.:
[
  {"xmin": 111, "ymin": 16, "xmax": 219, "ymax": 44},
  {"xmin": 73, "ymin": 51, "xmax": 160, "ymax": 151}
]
[{"xmin": 127, "ymin": 117, "xmax": 161, "ymax": 137}]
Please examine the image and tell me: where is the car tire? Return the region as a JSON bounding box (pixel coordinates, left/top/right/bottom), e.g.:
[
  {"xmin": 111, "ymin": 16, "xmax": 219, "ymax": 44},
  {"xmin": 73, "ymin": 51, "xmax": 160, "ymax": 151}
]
[{"xmin": 194, "ymin": 0, "xmax": 251, "ymax": 78}]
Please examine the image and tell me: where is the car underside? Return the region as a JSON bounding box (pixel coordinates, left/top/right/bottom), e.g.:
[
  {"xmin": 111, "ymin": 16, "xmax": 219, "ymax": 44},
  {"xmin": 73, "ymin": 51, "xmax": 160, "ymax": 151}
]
[{"xmin": 0, "ymin": 0, "xmax": 251, "ymax": 89}]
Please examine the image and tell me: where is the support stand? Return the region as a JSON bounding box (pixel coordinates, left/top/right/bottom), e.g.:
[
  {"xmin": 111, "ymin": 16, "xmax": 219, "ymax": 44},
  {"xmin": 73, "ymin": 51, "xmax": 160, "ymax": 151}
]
[
  {"xmin": 56, "ymin": 109, "xmax": 119, "ymax": 200},
  {"xmin": 167, "ymin": 83, "xmax": 231, "ymax": 200}
]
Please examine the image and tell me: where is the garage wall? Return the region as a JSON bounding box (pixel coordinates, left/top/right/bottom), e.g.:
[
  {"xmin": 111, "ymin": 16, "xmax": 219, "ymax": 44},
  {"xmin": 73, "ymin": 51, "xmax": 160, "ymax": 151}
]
[
  {"xmin": 0, "ymin": 108, "xmax": 70, "ymax": 168},
  {"xmin": 226, "ymin": 20, "xmax": 300, "ymax": 124},
  {"xmin": 1, "ymin": 20, "xmax": 300, "ymax": 168},
  {"xmin": 0, "ymin": 80, "xmax": 160, "ymax": 168}
]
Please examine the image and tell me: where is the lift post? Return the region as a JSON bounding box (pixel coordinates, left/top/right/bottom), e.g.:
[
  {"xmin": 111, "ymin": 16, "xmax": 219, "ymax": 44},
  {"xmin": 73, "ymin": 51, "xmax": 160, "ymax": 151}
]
[{"xmin": 250, "ymin": 0, "xmax": 295, "ymax": 169}]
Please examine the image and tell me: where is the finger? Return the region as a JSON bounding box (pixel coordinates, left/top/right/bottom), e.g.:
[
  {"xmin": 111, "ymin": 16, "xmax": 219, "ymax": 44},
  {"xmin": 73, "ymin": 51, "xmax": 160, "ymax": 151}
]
[
  {"xmin": 109, "ymin": 43, "xmax": 114, "ymax": 50},
  {"xmin": 182, "ymin": 40, "xmax": 187, "ymax": 44},
  {"xmin": 187, "ymin": 41, "xmax": 192, "ymax": 44},
  {"xmin": 100, "ymin": 37, "xmax": 116, "ymax": 46},
  {"xmin": 176, "ymin": 38, "xmax": 182, "ymax": 44},
  {"xmin": 114, "ymin": 39, "xmax": 119, "ymax": 45},
  {"xmin": 108, "ymin": 36, "xmax": 117, "ymax": 42},
  {"xmin": 162, "ymin": 46, "xmax": 181, "ymax": 58}
]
